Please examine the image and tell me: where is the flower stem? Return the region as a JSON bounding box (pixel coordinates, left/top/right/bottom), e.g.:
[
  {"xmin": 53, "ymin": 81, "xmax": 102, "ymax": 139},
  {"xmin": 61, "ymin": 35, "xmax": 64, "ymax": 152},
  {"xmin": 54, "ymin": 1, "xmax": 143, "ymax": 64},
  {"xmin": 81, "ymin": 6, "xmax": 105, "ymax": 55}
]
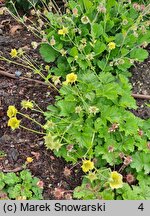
[
  {"xmin": 18, "ymin": 112, "xmax": 44, "ymax": 128},
  {"xmin": 20, "ymin": 125, "xmax": 46, "ymax": 135}
]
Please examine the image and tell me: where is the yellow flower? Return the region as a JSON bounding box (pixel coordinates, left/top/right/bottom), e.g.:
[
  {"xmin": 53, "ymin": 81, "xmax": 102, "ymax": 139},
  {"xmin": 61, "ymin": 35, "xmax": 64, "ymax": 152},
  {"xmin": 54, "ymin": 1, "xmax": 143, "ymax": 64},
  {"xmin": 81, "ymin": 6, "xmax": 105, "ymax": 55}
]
[
  {"xmin": 16, "ymin": 196, "xmax": 26, "ymax": 200},
  {"xmin": 21, "ymin": 100, "xmax": 34, "ymax": 110},
  {"xmin": 58, "ymin": 26, "xmax": 68, "ymax": 36},
  {"xmin": 26, "ymin": 157, "xmax": 33, "ymax": 163},
  {"xmin": 81, "ymin": 160, "xmax": 94, "ymax": 173},
  {"xmin": 8, "ymin": 117, "xmax": 21, "ymax": 130},
  {"xmin": 66, "ymin": 73, "xmax": 77, "ymax": 84},
  {"xmin": 10, "ymin": 49, "xmax": 18, "ymax": 58},
  {"xmin": 108, "ymin": 42, "xmax": 116, "ymax": 50},
  {"xmin": 7, "ymin": 106, "xmax": 17, "ymax": 118},
  {"xmin": 109, "ymin": 171, "xmax": 123, "ymax": 189}
]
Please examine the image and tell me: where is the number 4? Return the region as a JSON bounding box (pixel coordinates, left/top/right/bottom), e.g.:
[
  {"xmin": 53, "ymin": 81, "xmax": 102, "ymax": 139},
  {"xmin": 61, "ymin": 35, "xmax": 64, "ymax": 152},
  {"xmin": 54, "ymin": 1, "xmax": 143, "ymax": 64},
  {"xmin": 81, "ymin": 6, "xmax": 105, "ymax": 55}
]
[{"xmin": 138, "ymin": 203, "xmax": 144, "ymax": 211}]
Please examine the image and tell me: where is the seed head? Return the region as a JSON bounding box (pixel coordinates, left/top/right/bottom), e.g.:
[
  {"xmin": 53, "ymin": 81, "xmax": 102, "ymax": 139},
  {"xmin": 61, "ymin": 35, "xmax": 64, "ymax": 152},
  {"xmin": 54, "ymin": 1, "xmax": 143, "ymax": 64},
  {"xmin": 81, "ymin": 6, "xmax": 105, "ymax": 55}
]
[{"xmin": 126, "ymin": 173, "xmax": 135, "ymax": 184}]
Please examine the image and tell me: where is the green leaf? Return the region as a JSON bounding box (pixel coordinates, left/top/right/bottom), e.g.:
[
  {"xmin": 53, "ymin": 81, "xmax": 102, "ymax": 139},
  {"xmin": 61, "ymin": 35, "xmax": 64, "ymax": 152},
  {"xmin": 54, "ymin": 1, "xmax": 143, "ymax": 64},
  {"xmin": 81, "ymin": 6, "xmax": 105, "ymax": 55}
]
[
  {"xmin": 120, "ymin": 115, "xmax": 139, "ymax": 136},
  {"xmin": 130, "ymin": 48, "xmax": 149, "ymax": 62},
  {"xmin": 124, "ymin": 35, "xmax": 137, "ymax": 47},
  {"xmin": 101, "ymin": 105, "xmax": 123, "ymax": 123},
  {"xmin": 142, "ymin": 118, "xmax": 150, "ymax": 132},
  {"xmin": 91, "ymin": 23, "xmax": 103, "ymax": 38},
  {"xmin": 94, "ymin": 41, "xmax": 106, "ymax": 55},
  {"xmin": 98, "ymin": 72, "xmax": 115, "ymax": 84},
  {"xmin": 115, "ymin": 33, "xmax": 124, "ymax": 46},
  {"xmin": 146, "ymin": 103, "xmax": 150, "ymax": 108},
  {"xmin": 77, "ymin": 126, "xmax": 94, "ymax": 149},
  {"xmin": 117, "ymin": 58, "xmax": 132, "ymax": 71},
  {"xmin": 138, "ymin": 30, "xmax": 150, "ymax": 44},
  {"xmin": 80, "ymin": 25, "xmax": 89, "ymax": 36},
  {"xmin": 80, "ymin": 72, "xmax": 98, "ymax": 84},
  {"xmin": 137, "ymin": 173, "xmax": 150, "ymax": 187},
  {"xmin": 106, "ymin": 20, "xmax": 114, "ymax": 32},
  {"xmin": 97, "ymin": 83, "xmax": 119, "ymax": 101},
  {"xmin": 103, "ymin": 33, "xmax": 115, "ymax": 43},
  {"xmin": 120, "ymin": 183, "xmax": 150, "ymax": 200},
  {"xmin": 4, "ymin": 173, "xmax": 20, "ymax": 185},
  {"xmin": 97, "ymin": 60, "xmax": 106, "ymax": 70},
  {"xmin": 73, "ymin": 184, "xmax": 95, "ymax": 199},
  {"xmin": 123, "ymin": 137, "xmax": 135, "ymax": 152},
  {"xmin": 45, "ymin": 106, "xmax": 59, "ymax": 118},
  {"xmin": 67, "ymin": 57, "xmax": 74, "ymax": 64},
  {"xmin": 121, "ymin": 48, "xmax": 129, "ymax": 56},
  {"xmin": 7, "ymin": 184, "xmax": 21, "ymax": 199},
  {"xmin": 0, "ymin": 172, "xmax": 5, "ymax": 180},
  {"xmin": 102, "ymin": 153, "xmax": 116, "ymax": 165},
  {"xmin": 119, "ymin": 74, "xmax": 132, "ymax": 90},
  {"xmin": 57, "ymin": 100, "xmax": 76, "ymax": 116},
  {"xmin": 0, "ymin": 181, "xmax": 5, "ymax": 190},
  {"xmin": 83, "ymin": 0, "xmax": 93, "ymax": 12},
  {"xmin": 69, "ymin": 47, "xmax": 78, "ymax": 57},
  {"xmin": 39, "ymin": 43, "xmax": 57, "ymax": 63},
  {"xmin": 106, "ymin": 0, "xmax": 116, "ymax": 10},
  {"xmin": 131, "ymin": 152, "xmax": 150, "ymax": 174},
  {"xmin": 21, "ymin": 186, "xmax": 32, "ymax": 198},
  {"xmin": 77, "ymin": 59, "xmax": 89, "ymax": 70},
  {"xmin": 100, "ymin": 190, "xmax": 114, "ymax": 200},
  {"xmin": 59, "ymin": 85, "xmax": 74, "ymax": 96},
  {"xmin": 119, "ymin": 93, "xmax": 137, "ymax": 109},
  {"xmin": 20, "ymin": 170, "xmax": 32, "ymax": 182}
]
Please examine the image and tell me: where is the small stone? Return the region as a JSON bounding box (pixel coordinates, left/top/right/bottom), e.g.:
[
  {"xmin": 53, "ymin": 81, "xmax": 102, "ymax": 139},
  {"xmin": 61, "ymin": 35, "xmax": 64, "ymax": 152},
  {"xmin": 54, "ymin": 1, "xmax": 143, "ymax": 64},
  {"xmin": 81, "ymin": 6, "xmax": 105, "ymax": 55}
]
[
  {"xmin": 38, "ymin": 140, "xmax": 44, "ymax": 146},
  {"xmin": 4, "ymin": 160, "xmax": 9, "ymax": 165},
  {"xmin": 8, "ymin": 148, "xmax": 19, "ymax": 162},
  {"xmin": 15, "ymin": 70, "xmax": 22, "ymax": 77},
  {"xmin": 0, "ymin": 135, "xmax": 11, "ymax": 143}
]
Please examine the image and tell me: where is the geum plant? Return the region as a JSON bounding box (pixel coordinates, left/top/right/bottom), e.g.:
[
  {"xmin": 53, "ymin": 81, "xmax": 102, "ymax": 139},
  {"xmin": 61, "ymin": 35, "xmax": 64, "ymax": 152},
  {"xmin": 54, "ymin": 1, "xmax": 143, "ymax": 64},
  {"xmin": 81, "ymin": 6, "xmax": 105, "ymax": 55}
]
[
  {"xmin": 7, "ymin": 71, "xmax": 150, "ymax": 199},
  {"xmin": 38, "ymin": 0, "xmax": 150, "ymax": 79},
  {"xmin": 43, "ymin": 71, "xmax": 150, "ymax": 199},
  {"xmin": 0, "ymin": 170, "xmax": 43, "ymax": 200},
  {"xmin": 4, "ymin": 0, "xmax": 150, "ymax": 200},
  {"xmin": 3, "ymin": 0, "xmax": 150, "ymax": 84}
]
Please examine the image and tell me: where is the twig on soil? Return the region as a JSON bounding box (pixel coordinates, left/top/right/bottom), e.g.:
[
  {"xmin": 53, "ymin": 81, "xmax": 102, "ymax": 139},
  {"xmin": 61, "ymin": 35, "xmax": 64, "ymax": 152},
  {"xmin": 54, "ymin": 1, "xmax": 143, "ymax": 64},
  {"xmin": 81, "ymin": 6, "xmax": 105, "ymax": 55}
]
[
  {"xmin": 0, "ymin": 69, "xmax": 150, "ymax": 100},
  {"xmin": 131, "ymin": 93, "xmax": 150, "ymax": 100},
  {"xmin": 0, "ymin": 69, "xmax": 49, "ymax": 86},
  {"xmin": 2, "ymin": 166, "xmax": 23, "ymax": 173}
]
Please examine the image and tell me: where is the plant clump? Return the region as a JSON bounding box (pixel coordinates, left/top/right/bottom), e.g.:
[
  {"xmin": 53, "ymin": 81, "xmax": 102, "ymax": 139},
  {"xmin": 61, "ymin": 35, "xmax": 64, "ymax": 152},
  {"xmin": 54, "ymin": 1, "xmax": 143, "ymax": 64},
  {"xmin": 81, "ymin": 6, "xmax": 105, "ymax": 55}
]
[{"xmin": 2, "ymin": 0, "xmax": 150, "ymax": 200}]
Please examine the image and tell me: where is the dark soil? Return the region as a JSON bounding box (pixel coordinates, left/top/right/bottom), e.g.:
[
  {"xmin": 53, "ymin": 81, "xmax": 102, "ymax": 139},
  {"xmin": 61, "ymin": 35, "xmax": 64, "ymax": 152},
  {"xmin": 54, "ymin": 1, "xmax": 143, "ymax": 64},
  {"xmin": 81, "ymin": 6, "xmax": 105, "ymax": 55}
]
[
  {"xmin": 0, "ymin": 8, "xmax": 150, "ymax": 199},
  {"xmin": 0, "ymin": 10, "xmax": 83, "ymax": 199},
  {"xmin": 130, "ymin": 46, "xmax": 150, "ymax": 119}
]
